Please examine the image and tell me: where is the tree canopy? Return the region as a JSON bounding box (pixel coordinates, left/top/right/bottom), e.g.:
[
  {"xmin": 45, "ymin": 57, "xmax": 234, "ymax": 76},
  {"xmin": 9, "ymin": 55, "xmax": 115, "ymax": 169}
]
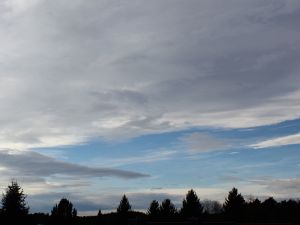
[
  {"xmin": 51, "ymin": 198, "xmax": 77, "ymax": 218},
  {"xmin": 117, "ymin": 195, "xmax": 131, "ymax": 214},
  {"xmin": 1, "ymin": 181, "xmax": 29, "ymax": 217},
  {"xmin": 159, "ymin": 199, "xmax": 177, "ymax": 217},
  {"xmin": 181, "ymin": 189, "xmax": 203, "ymax": 217},
  {"xmin": 223, "ymin": 187, "xmax": 245, "ymax": 219},
  {"xmin": 148, "ymin": 200, "xmax": 160, "ymax": 217}
]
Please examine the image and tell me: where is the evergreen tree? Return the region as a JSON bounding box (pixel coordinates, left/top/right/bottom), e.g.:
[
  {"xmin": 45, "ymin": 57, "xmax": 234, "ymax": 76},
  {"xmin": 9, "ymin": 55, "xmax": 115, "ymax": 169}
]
[
  {"xmin": 160, "ymin": 199, "xmax": 177, "ymax": 217},
  {"xmin": 181, "ymin": 189, "xmax": 203, "ymax": 217},
  {"xmin": 51, "ymin": 198, "xmax": 76, "ymax": 218},
  {"xmin": 223, "ymin": 187, "xmax": 245, "ymax": 220},
  {"xmin": 148, "ymin": 200, "xmax": 160, "ymax": 217},
  {"xmin": 1, "ymin": 181, "xmax": 29, "ymax": 217},
  {"xmin": 117, "ymin": 195, "xmax": 131, "ymax": 214}
]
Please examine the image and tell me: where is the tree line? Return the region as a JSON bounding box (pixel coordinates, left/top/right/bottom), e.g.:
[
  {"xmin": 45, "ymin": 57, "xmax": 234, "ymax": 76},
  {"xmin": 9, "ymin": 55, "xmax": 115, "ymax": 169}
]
[{"xmin": 1, "ymin": 181, "xmax": 300, "ymax": 225}]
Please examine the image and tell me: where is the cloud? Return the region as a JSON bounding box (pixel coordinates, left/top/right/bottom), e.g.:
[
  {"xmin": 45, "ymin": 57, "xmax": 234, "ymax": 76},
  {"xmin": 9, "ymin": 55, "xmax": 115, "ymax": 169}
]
[
  {"xmin": 180, "ymin": 132, "xmax": 229, "ymax": 153},
  {"xmin": 0, "ymin": 1, "xmax": 299, "ymax": 149},
  {"xmin": 251, "ymin": 178, "xmax": 300, "ymax": 197},
  {"xmin": 250, "ymin": 133, "xmax": 300, "ymax": 149},
  {"xmin": 91, "ymin": 150, "xmax": 177, "ymax": 167},
  {"xmin": 0, "ymin": 150, "xmax": 149, "ymax": 183}
]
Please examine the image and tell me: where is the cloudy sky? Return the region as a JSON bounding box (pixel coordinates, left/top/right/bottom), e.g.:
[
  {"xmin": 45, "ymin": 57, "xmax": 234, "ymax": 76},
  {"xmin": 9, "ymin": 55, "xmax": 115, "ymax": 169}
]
[{"xmin": 0, "ymin": 0, "xmax": 300, "ymax": 215}]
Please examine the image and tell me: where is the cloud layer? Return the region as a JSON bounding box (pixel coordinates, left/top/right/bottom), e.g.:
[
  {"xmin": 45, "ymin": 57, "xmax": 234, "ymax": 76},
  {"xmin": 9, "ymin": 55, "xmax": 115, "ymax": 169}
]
[{"xmin": 0, "ymin": 0, "xmax": 300, "ymax": 148}]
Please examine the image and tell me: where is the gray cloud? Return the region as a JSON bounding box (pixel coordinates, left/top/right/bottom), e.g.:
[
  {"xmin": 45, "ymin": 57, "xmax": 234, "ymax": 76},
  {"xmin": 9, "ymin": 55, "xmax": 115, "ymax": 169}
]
[
  {"xmin": 0, "ymin": 150, "xmax": 148, "ymax": 179},
  {"xmin": 252, "ymin": 178, "xmax": 300, "ymax": 197},
  {"xmin": 0, "ymin": 1, "xmax": 299, "ymax": 148},
  {"xmin": 180, "ymin": 132, "xmax": 230, "ymax": 153}
]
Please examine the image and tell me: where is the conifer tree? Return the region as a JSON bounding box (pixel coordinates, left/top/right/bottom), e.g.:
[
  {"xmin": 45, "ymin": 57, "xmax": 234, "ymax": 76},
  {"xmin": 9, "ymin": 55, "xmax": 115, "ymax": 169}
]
[
  {"xmin": 51, "ymin": 198, "xmax": 76, "ymax": 218},
  {"xmin": 1, "ymin": 181, "xmax": 29, "ymax": 217},
  {"xmin": 223, "ymin": 187, "xmax": 245, "ymax": 220},
  {"xmin": 117, "ymin": 195, "xmax": 131, "ymax": 214},
  {"xmin": 148, "ymin": 200, "xmax": 160, "ymax": 217},
  {"xmin": 181, "ymin": 189, "xmax": 203, "ymax": 217}
]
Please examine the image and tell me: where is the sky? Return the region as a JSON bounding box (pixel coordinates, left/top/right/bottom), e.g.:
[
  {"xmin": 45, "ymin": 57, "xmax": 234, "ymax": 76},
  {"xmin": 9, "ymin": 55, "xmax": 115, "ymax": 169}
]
[{"xmin": 0, "ymin": 0, "xmax": 300, "ymax": 215}]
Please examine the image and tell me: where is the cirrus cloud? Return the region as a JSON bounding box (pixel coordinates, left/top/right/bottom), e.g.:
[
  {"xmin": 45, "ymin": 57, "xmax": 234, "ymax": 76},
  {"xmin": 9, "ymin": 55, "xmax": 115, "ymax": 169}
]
[{"xmin": 250, "ymin": 133, "xmax": 300, "ymax": 149}]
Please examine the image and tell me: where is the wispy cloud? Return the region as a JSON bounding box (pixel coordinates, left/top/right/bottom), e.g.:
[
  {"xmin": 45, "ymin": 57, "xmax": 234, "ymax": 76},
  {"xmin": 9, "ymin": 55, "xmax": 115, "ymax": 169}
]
[
  {"xmin": 91, "ymin": 150, "xmax": 177, "ymax": 167},
  {"xmin": 180, "ymin": 132, "xmax": 230, "ymax": 153},
  {"xmin": 250, "ymin": 133, "xmax": 300, "ymax": 149}
]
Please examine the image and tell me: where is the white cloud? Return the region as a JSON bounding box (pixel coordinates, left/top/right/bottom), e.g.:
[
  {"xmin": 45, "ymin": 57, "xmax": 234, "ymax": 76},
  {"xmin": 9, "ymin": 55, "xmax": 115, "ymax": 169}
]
[
  {"xmin": 0, "ymin": 1, "xmax": 299, "ymax": 149},
  {"xmin": 250, "ymin": 133, "xmax": 300, "ymax": 149}
]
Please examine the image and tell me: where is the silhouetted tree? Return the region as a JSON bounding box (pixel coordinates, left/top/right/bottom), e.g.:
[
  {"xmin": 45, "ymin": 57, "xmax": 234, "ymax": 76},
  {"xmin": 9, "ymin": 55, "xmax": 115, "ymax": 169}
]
[
  {"xmin": 202, "ymin": 200, "xmax": 223, "ymax": 214},
  {"xmin": 160, "ymin": 199, "xmax": 177, "ymax": 217},
  {"xmin": 51, "ymin": 198, "xmax": 77, "ymax": 219},
  {"xmin": 148, "ymin": 200, "xmax": 160, "ymax": 218},
  {"xmin": 223, "ymin": 187, "xmax": 245, "ymax": 220},
  {"xmin": 97, "ymin": 209, "xmax": 102, "ymax": 216},
  {"xmin": 181, "ymin": 189, "xmax": 203, "ymax": 217},
  {"xmin": 280, "ymin": 199, "xmax": 300, "ymax": 222},
  {"xmin": 261, "ymin": 197, "xmax": 278, "ymax": 220},
  {"xmin": 1, "ymin": 181, "xmax": 29, "ymax": 217},
  {"xmin": 246, "ymin": 198, "xmax": 261, "ymax": 221},
  {"xmin": 117, "ymin": 195, "xmax": 131, "ymax": 214}
]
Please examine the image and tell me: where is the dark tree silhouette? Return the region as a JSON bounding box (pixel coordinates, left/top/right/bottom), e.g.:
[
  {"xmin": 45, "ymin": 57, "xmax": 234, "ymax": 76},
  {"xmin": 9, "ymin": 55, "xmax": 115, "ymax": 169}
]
[
  {"xmin": 181, "ymin": 189, "xmax": 203, "ymax": 217},
  {"xmin": 117, "ymin": 195, "xmax": 131, "ymax": 214},
  {"xmin": 223, "ymin": 187, "xmax": 245, "ymax": 220},
  {"xmin": 261, "ymin": 197, "xmax": 278, "ymax": 220},
  {"xmin": 51, "ymin": 198, "xmax": 77, "ymax": 219},
  {"xmin": 262, "ymin": 197, "xmax": 277, "ymax": 209},
  {"xmin": 202, "ymin": 200, "xmax": 223, "ymax": 214},
  {"xmin": 246, "ymin": 198, "xmax": 262, "ymax": 221},
  {"xmin": 160, "ymin": 199, "xmax": 177, "ymax": 217},
  {"xmin": 1, "ymin": 181, "xmax": 29, "ymax": 217},
  {"xmin": 280, "ymin": 199, "xmax": 300, "ymax": 222},
  {"xmin": 97, "ymin": 209, "xmax": 102, "ymax": 216},
  {"xmin": 148, "ymin": 200, "xmax": 160, "ymax": 217}
]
